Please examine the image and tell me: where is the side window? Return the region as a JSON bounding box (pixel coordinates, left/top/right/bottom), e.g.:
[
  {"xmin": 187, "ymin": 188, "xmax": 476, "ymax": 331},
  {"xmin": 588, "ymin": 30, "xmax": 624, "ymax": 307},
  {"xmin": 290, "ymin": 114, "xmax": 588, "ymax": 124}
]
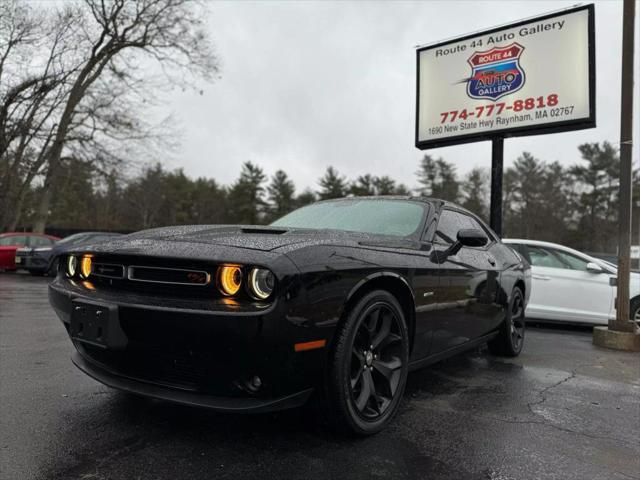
[
  {"xmin": 1, "ymin": 235, "xmax": 28, "ymax": 246},
  {"xmin": 29, "ymin": 236, "xmax": 53, "ymax": 247},
  {"xmin": 510, "ymin": 244, "xmax": 531, "ymax": 263},
  {"xmin": 434, "ymin": 210, "xmax": 491, "ymax": 248},
  {"xmin": 435, "ymin": 210, "xmax": 465, "ymax": 244},
  {"xmin": 551, "ymin": 249, "xmax": 590, "ymax": 271},
  {"xmin": 463, "ymin": 214, "xmax": 495, "ymax": 243},
  {"xmin": 525, "ymin": 246, "xmax": 589, "ymax": 270}
]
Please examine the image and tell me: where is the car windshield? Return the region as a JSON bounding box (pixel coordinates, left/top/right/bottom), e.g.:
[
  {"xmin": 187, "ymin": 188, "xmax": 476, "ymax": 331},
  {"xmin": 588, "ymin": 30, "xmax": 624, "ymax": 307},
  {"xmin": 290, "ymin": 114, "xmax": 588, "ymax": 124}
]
[{"xmin": 271, "ymin": 199, "xmax": 426, "ymax": 237}]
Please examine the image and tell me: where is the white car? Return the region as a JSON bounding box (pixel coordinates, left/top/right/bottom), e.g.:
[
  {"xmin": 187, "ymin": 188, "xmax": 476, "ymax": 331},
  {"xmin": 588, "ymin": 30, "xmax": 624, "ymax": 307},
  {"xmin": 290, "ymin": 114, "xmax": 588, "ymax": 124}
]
[{"xmin": 503, "ymin": 239, "xmax": 640, "ymax": 325}]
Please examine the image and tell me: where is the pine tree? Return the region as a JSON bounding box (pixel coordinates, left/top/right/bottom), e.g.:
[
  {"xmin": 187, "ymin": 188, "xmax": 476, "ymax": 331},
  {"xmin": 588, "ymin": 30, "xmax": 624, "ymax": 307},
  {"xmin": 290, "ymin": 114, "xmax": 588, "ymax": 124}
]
[
  {"xmin": 349, "ymin": 174, "xmax": 376, "ymax": 196},
  {"xmin": 373, "ymin": 175, "xmax": 400, "ymax": 195},
  {"xmin": 295, "ymin": 189, "xmax": 317, "ymax": 208},
  {"xmin": 416, "ymin": 155, "xmax": 459, "ymax": 201},
  {"xmin": 267, "ymin": 170, "xmax": 296, "ymax": 221},
  {"xmin": 318, "ymin": 166, "xmax": 347, "ymax": 200},
  {"xmin": 461, "ymin": 167, "xmax": 488, "ymax": 221},
  {"xmin": 226, "ymin": 161, "xmax": 267, "ymax": 224}
]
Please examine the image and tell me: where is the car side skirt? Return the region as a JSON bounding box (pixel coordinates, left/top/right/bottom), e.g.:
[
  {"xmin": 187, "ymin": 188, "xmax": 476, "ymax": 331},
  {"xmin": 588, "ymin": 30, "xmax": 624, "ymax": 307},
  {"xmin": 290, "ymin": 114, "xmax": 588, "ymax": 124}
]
[{"xmin": 408, "ymin": 332, "xmax": 499, "ymax": 372}]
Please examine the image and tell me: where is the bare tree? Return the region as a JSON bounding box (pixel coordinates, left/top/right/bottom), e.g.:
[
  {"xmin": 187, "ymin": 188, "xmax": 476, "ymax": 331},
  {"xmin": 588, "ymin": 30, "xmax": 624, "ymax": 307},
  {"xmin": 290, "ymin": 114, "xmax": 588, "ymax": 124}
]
[
  {"xmin": 0, "ymin": 1, "xmax": 85, "ymax": 230},
  {"xmin": 4, "ymin": 0, "xmax": 219, "ymax": 232}
]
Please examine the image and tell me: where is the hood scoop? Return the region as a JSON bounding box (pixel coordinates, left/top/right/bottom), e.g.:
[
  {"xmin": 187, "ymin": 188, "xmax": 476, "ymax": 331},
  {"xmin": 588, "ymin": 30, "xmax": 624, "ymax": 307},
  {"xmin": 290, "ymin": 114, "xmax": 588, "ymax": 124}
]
[{"xmin": 240, "ymin": 227, "xmax": 288, "ymax": 235}]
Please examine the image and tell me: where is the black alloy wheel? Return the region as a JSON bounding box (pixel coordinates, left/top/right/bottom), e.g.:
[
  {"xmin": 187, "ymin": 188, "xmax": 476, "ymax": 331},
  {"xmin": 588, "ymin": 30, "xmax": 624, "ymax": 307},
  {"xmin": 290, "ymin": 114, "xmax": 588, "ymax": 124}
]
[
  {"xmin": 325, "ymin": 290, "xmax": 409, "ymax": 435},
  {"xmin": 509, "ymin": 290, "xmax": 525, "ymax": 351},
  {"xmin": 488, "ymin": 287, "xmax": 525, "ymax": 357},
  {"xmin": 349, "ymin": 302, "xmax": 404, "ymax": 419}
]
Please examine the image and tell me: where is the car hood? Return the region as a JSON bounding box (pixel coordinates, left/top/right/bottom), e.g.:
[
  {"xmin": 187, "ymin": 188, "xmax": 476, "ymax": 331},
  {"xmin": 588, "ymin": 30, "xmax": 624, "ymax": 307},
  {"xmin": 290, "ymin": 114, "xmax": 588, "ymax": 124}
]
[{"xmin": 79, "ymin": 225, "xmax": 418, "ymax": 257}]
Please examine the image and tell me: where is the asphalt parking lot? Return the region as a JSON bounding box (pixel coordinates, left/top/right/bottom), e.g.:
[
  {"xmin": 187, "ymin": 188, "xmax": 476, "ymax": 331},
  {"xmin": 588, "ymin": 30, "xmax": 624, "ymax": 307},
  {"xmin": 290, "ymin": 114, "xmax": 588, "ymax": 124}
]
[{"xmin": 1, "ymin": 273, "xmax": 639, "ymax": 480}]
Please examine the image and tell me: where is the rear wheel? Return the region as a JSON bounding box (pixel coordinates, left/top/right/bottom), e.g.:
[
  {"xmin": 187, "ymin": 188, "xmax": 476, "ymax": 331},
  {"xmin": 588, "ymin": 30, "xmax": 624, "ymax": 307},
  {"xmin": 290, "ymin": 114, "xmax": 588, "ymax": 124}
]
[
  {"xmin": 488, "ymin": 287, "xmax": 525, "ymax": 357},
  {"xmin": 325, "ymin": 290, "xmax": 409, "ymax": 435}
]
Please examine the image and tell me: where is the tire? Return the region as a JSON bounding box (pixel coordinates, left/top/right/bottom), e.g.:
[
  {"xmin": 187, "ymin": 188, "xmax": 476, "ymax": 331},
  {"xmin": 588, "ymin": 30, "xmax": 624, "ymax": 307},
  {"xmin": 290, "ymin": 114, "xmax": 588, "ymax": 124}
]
[
  {"xmin": 488, "ymin": 287, "xmax": 525, "ymax": 357},
  {"xmin": 324, "ymin": 290, "xmax": 410, "ymax": 436},
  {"xmin": 631, "ymin": 297, "xmax": 640, "ymax": 327}
]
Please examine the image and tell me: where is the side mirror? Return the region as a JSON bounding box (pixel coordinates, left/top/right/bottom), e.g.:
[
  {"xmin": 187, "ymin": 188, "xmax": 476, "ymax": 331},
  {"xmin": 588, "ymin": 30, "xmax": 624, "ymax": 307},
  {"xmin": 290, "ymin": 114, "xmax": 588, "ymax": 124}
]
[
  {"xmin": 457, "ymin": 229, "xmax": 489, "ymax": 248},
  {"xmin": 586, "ymin": 262, "xmax": 604, "ymax": 274},
  {"xmin": 431, "ymin": 229, "xmax": 489, "ymax": 263}
]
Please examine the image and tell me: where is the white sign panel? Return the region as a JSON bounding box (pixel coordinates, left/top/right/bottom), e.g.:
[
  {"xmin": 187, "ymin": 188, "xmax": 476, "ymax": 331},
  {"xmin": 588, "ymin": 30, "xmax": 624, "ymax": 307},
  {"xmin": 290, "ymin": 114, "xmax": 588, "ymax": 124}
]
[{"xmin": 416, "ymin": 5, "xmax": 595, "ymax": 149}]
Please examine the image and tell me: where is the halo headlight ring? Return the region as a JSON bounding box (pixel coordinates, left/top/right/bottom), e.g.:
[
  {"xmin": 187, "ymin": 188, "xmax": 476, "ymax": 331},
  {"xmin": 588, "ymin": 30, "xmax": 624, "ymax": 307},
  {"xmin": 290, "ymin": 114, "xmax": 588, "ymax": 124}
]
[
  {"xmin": 248, "ymin": 268, "xmax": 275, "ymax": 300},
  {"xmin": 66, "ymin": 255, "xmax": 78, "ymax": 278},
  {"xmin": 80, "ymin": 255, "xmax": 92, "ymax": 279},
  {"xmin": 218, "ymin": 265, "xmax": 243, "ymax": 296}
]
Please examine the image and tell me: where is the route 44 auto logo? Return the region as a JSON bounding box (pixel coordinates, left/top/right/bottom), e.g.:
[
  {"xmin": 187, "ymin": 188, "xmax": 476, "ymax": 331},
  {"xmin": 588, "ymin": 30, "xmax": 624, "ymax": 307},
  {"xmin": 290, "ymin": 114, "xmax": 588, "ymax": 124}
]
[{"xmin": 466, "ymin": 43, "xmax": 525, "ymax": 101}]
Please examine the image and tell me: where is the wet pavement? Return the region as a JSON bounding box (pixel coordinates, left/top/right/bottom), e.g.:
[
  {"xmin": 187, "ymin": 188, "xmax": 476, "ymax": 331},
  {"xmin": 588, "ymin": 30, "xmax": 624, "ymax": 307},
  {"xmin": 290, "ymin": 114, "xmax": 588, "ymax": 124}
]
[{"xmin": 1, "ymin": 273, "xmax": 639, "ymax": 480}]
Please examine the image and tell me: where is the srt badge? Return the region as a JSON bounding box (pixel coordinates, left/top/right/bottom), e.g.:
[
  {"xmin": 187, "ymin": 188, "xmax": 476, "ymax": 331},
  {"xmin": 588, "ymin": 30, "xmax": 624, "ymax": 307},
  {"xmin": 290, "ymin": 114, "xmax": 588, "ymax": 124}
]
[{"xmin": 467, "ymin": 43, "xmax": 525, "ymax": 101}]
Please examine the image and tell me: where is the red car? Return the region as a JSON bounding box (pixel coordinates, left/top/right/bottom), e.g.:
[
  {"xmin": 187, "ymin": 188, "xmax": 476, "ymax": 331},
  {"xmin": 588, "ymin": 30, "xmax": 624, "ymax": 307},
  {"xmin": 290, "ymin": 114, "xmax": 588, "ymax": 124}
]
[{"xmin": 0, "ymin": 232, "xmax": 60, "ymax": 271}]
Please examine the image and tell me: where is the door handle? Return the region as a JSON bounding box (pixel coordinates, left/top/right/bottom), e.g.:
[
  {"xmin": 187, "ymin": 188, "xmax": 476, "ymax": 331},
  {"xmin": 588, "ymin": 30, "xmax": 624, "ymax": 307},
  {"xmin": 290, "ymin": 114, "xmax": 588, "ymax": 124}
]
[
  {"xmin": 532, "ymin": 274, "xmax": 551, "ymax": 281},
  {"xmin": 487, "ymin": 256, "xmax": 496, "ymax": 266}
]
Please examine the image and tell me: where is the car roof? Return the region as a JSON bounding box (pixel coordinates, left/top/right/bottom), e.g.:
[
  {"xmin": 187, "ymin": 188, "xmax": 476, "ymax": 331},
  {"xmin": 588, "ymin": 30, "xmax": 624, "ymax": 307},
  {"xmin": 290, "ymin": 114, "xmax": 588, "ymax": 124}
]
[
  {"xmin": 0, "ymin": 232, "xmax": 59, "ymax": 239},
  {"xmin": 62, "ymin": 231, "xmax": 120, "ymax": 238},
  {"xmin": 317, "ymin": 195, "xmax": 468, "ymax": 212}
]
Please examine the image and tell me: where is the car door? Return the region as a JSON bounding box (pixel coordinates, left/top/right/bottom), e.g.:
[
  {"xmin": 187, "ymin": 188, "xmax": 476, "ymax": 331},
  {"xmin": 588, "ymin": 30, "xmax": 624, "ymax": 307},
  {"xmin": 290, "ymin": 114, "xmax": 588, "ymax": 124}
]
[
  {"xmin": 0, "ymin": 235, "xmax": 29, "ymax": 269},
  {"xmin": 428, "ymin": 208, "xmax": 502, "ymax": 354},
  {"xmin": 521, "ymin": 244, "xmax": 614, "ymax": 324}
]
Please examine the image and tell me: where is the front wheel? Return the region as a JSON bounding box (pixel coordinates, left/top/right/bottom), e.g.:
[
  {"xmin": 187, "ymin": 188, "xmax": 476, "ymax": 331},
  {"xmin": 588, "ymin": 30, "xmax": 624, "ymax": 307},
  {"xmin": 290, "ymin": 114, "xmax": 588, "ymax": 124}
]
[
  {"xmin": 488, "ymin": 287, "xmax": 525, "ymax": 357},
  {"xmin": 325, "ymin": 290, "xmax": 409, "ymax": 436}
]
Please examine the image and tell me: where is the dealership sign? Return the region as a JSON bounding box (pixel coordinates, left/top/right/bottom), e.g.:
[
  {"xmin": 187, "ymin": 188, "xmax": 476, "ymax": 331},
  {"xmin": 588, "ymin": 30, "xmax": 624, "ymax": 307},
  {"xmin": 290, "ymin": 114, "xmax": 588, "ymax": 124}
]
[{"xmin": 416, "ymin": 5, "xmax": 595, "ymax": 149}]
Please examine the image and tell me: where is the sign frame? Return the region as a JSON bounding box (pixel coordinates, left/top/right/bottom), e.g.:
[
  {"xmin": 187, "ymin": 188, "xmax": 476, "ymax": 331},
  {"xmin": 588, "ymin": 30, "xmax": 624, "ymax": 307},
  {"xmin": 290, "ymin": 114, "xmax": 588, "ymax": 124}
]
[{"xmin": 415, "ymin": 4, "xmax": 596, "ymax": 150}]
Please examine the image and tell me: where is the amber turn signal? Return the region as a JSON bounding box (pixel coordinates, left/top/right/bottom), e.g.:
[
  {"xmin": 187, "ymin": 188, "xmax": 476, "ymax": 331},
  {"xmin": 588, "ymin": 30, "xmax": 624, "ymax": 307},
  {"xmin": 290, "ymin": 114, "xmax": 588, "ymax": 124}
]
[
  {"xmin": 218, "ymin": 265, "xmax": 243, "ymax": 296},
  {"xmin": 294, "ymin": 340, "xmax": 327, "ymax": 352}
]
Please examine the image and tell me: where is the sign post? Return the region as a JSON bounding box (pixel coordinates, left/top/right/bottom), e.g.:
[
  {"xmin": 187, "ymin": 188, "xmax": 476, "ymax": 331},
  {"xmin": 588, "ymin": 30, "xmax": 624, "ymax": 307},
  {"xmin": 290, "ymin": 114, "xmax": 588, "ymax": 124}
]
[
  {"xmin": 490, "ymin": 137, "xmax": 504, "ymax": 236},
  {"xmin": 415, "ymin": 5, "xmax": 595, "ymax": 235},
  {"xmin": 593, "ymin": 0, "xmax": 640, "ymax": 351}
]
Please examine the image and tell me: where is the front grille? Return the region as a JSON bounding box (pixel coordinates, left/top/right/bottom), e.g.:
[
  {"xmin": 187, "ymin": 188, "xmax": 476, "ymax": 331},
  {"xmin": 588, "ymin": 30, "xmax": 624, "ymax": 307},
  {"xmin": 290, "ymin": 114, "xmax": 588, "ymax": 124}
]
[
  {"xmin": 128, "ymin": 265, "xmax": 210, "ymax": 286},
  {"xmin": 91, "ymin": 262, "xmax": 125, "ymax": 279}
]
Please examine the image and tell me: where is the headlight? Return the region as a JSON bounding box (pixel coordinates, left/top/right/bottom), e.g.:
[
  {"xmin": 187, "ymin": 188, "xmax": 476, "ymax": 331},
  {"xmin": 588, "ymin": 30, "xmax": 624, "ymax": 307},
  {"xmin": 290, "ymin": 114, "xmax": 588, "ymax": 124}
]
[
  {"xmin": 218, "ymin": 265, "xmax": 243, "ymax": 296},
  {"xmin": 66, "ymin": 255, "xmax": 78, "ymax": 277},
  {"xmin": 248, "ymin": 268, "xmax": 275, "ymax": 300},
  {"xmin": 34, "ymin": 247, "xmax": 52, "ymax": 252},
  {"xmin": 80, "ymin": 255, "xmax": 92, "ymax": 279}
]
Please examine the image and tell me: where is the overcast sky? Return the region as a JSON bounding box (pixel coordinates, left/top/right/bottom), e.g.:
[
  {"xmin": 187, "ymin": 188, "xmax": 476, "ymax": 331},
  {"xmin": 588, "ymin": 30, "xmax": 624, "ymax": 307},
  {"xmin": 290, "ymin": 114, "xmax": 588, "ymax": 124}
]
[{"xmin": 158, "ymin": 0, "xmax": 640, "ymax": 192}]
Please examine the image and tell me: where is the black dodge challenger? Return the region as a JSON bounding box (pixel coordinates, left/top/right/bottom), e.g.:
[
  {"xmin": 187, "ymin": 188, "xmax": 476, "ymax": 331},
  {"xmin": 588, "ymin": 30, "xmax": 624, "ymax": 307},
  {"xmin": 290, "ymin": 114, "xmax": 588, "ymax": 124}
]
[{"xmin": 49, "ymin": 197, "xmax": 530, "ymax": 435}]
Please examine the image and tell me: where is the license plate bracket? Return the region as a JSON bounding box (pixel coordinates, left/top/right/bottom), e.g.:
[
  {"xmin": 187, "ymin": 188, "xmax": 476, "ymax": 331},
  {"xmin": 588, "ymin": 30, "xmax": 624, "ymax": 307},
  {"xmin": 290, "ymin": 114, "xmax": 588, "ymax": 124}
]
[{"xmin": 70, "ymin": 299, "xmax": 127, "ymax": 349}]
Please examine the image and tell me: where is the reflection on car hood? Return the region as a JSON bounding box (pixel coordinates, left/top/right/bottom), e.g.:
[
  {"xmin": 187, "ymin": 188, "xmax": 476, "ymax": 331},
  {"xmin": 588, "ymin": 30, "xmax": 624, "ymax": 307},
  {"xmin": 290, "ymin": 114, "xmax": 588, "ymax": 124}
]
[{"xmin": 85, "ymin": 225, "xmax": 418, "ymax": 254}]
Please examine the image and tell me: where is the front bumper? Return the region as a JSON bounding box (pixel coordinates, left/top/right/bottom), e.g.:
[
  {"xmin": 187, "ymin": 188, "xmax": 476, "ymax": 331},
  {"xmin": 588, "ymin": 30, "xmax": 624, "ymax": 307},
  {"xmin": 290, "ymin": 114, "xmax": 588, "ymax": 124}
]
[
  {"xmin": 49, "ymin": 277, "xmax": 326, "ymax": 413},
  {"xmin": 15, "ymin": 252, "xmax": 49, "ymax": 272},
  {"xmin": 72, "ymin": 351, "xmax": 313, "ymax": 412}
]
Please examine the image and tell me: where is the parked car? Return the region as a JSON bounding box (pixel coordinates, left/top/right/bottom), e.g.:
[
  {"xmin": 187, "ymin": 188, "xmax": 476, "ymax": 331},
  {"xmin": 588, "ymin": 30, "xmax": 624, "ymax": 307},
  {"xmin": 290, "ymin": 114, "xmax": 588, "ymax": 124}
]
[
  {"xmin": 504, "ymin": 239, "xmax": 640, "ymax": 325},
  {"xmin": 49, "ymin": 197, "xmax": 530, "ymax": 435},
  {"xmin": 16, "ymin": 231, "xmax": 123, "ymax": 276},
  {"xmin": 0, "ymin": 232, "xmax": 59, "ymax": 271}
]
